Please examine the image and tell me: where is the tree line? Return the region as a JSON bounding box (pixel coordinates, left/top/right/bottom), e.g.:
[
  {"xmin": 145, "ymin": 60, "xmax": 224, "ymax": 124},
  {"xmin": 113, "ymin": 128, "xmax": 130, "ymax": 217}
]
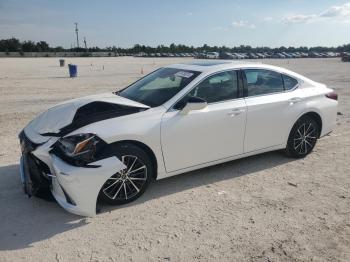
[{"xmin": 1, "ymin": 38, "xmax": 349, "ymax": 54}]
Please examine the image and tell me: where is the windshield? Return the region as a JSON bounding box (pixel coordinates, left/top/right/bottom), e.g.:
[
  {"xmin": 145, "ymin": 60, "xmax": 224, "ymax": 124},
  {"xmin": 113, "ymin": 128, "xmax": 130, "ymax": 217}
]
[{"xmin": 118, "ymin": 68, "xmax": 201, "ymax": 107}]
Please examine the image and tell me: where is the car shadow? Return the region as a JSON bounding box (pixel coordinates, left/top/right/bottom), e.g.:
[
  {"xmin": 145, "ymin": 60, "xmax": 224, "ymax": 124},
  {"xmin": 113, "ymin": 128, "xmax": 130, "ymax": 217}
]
[
  {"xmin": 0, "ymin": 150, "xmax": 295, "ymax": 250},
  {"xmin": 99, "ymin": 150, "xmax": 296, "ymax": 213},
  {"xmin": 0, "ymin": 164, "xmax": 88, "ymax": 251}
]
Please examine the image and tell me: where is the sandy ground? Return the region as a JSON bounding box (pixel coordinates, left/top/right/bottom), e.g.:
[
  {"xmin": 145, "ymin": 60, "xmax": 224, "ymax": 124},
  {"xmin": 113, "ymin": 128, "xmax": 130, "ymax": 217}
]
[{"xmin": 0, "ymin": 57, "xmax": 349, "ymax": 262}]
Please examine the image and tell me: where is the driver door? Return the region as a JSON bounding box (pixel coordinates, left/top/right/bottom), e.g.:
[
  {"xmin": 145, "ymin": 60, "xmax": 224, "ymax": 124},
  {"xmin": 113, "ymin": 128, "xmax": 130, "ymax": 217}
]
[{"xmin": 161, "ymin": 70, "xmax": 247, "ymax": 173}]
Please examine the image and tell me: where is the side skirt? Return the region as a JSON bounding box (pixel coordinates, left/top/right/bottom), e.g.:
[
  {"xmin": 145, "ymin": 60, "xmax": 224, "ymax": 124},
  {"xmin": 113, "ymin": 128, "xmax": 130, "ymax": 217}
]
[{"xmin": 157, "ymin": 144, "xmax": 285, "ymax": 179}]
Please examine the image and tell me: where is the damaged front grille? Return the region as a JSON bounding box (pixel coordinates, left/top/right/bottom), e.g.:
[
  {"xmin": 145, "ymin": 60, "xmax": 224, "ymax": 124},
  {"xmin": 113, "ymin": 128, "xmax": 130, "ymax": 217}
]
[
  {"xmin": 27, "ymin": 153, "xmax": 51, "ymax": 180},
  {"xmin": 19, "ymin": 131, "xmax": 53, "ymax": 200}
]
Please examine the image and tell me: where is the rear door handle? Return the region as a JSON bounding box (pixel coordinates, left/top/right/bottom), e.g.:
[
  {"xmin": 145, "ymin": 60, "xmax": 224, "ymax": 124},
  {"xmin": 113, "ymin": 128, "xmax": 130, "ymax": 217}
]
[{"xmin": 288, "ymin": 97, "xmax": 303, "ymax": 104}]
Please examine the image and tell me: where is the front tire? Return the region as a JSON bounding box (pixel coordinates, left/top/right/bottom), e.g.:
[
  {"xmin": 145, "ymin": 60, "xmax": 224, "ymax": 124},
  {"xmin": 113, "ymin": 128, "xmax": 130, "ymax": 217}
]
[
  {"xmin": 99, "ymin": 143, "xmax": 153, "ymax": 205},
  {"xmin": 285, "ymin": 116, "xmax": 319, "ymax": 158}
]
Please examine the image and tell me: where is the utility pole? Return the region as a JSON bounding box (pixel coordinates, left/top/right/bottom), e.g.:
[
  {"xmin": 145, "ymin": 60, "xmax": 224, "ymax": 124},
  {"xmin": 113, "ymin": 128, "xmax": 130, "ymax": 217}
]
[
  {"xmin": 83, "ymin": 37, "xmax": 87, "ymax": 51},
  {"xmin": 74, "ymin": 23, "xmax": 79, "ymax": 49}
]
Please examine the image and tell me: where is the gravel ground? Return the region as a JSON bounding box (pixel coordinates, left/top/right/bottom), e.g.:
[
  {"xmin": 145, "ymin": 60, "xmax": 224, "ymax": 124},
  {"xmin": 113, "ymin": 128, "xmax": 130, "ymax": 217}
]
[{"xmin": 0, "ymin": 57, "xmax": 349, "ymax": 262}]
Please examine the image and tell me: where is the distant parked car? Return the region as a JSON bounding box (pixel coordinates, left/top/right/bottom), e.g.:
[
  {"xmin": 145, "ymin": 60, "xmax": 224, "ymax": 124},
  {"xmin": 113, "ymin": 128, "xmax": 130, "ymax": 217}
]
[
  {"xmin": 281, "ymin": 52, "xmax": 293, "ymax": 58},
  {"xmin": 256, "ymin": 53, "xmax": 266, "ymax": 59},
  {"xmin": 205, "ymin": 52, "xmax": 219, "ymax": 59},
  {"xmin": 194, "ymin": 53, "xmax": 206, "ymax": 59},
  {"xmin": 272, "ymin": 53, "xmax": 285, "ymax": 58},
  {"xmin": 292, "ymin": 53, "xmax": 301, "ymax": 58},
  {"xmin": 134, "ymin": 52, "xmax": 146, "ymax": 57},
  {"xmin": 341, "ymin": 52, "xmax": 350, "ymax": 62},
  {"xmin": 232, "ymin": 53, "xmax": 244, "ymax": 59},
  {"xmin": 248, "ymin": 53, "xmax": 259, "ymax": 59},
  {"xmin": 309, "ymin": 52, "xmax": 322, "ymax": 58},
  {"xmin": 220, "ymin": 52, "xmax": 237, "ymax": 59},
  {"xmin": 240, "ymin": 53, "xmax": 249, "ymax": 59}
]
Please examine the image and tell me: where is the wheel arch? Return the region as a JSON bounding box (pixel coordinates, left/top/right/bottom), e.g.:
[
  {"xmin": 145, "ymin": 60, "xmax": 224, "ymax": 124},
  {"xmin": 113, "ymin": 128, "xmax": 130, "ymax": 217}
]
[
  {"xmin": 287, "ymin": 111, "xmax": 323, "ymax": 142},
  {"xmin": 109, "ymin": 140, "xmax": 158, "ymax": 179},
  {"xmin": 284, "ymin": 111, "xmax": 322, "ymax": 158},
  {"xmin": 299, "ymin": 111, "xmax": 323, "ymax": 138}
]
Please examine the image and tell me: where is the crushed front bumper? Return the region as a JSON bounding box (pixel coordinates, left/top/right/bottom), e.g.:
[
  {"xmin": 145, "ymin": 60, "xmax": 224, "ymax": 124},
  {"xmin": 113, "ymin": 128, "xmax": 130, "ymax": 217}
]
[
  {"xmin": 19, "ymin": 132, "xmax": 126, "ymax": 217},
  {"xmin": 49, "ymin": 155, "xmax": 125, "ymax": 216}
]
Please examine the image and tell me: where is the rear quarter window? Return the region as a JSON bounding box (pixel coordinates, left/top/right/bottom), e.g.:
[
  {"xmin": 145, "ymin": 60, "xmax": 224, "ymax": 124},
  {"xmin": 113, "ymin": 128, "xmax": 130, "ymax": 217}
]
[{"xmin": 282, "ymin": 74, "xmax": 298, "ymax": 90}]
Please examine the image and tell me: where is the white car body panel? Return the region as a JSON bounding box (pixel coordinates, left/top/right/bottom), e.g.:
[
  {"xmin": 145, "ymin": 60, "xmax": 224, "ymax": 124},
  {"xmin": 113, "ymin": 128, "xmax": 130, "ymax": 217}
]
[
  {"xmin": 51, "ymin": 155, "xmax": 126, "ymax": 216},
  {"xmin": 19, "ymin": 61, "xmax": 338, "ymax": 216},
  {"xmin": 161, "ymin": 99, "xmax": 247, "ymax": 172},
  {"xmin": 301, "ymin": 87, "xmax": 338, "ymax": 137},
  {"xmin": 69, "ymin": 106, "xmax": 168, "ymax": 177},
  {"xmin": 243, "ymin": 89, "xmax": 307, "ymax": 152}
]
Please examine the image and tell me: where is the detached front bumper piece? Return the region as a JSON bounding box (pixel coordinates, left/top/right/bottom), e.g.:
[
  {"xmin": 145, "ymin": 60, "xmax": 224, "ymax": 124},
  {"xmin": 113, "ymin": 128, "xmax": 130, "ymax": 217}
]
[
  {"xmin": 19, "ymin": 130, "xmax": 127, "ymax": 216},
  {"xmin": 19, "ymin": 140, "xmax": 126, "ymax": 216},
  {"xmin": 19, "ymin": 155, "xmax": 32, "ymax": 197},
  {"xmin": 50, "ymin": 155, "xmax": 126, "ymax": 216}
]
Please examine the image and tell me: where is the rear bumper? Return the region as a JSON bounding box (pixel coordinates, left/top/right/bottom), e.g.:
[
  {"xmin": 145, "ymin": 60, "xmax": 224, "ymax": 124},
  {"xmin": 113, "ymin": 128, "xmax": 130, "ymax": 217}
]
[{"xmin": 320, "ymin": 100, "xmax": 338, "ymax": 138}]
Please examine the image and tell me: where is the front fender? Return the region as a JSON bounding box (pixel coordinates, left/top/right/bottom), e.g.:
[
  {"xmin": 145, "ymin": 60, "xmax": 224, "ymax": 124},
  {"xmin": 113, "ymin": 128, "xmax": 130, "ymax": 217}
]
[{"xmin": 51, "ymin": 155, "xmax": 126, "ymax": 216}]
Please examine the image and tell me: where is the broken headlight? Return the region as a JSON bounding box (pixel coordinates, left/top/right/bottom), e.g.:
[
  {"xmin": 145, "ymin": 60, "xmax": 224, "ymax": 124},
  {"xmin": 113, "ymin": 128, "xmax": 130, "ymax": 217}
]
[{"xmin": 54, "ymin": 133, "xmax": 104, "ymax": 166}]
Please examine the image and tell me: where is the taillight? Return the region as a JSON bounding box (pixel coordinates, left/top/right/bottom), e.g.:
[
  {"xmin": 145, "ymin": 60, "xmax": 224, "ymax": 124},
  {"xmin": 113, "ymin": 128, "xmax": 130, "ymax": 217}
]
[{"xmin": 325, "ymin": 92, "xmax": 338, "ymax": 101}]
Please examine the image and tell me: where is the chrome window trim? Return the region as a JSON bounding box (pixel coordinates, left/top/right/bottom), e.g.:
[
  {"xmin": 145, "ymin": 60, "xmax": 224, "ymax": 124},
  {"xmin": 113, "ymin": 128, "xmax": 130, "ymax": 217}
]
[
  {"xmin": 243, "ymin": 83, "xmax": 300, "ymax": 99},
  {"xmin": 281, "ymin": 73, "xmax": 300, "ymax": 91}
]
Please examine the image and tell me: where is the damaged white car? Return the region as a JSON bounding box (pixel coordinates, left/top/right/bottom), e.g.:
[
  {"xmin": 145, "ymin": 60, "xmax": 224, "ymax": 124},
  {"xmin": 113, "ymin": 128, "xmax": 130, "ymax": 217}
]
[{"xmin": 19, "ymin": 61, "xmax": 338, "ymax": 216}]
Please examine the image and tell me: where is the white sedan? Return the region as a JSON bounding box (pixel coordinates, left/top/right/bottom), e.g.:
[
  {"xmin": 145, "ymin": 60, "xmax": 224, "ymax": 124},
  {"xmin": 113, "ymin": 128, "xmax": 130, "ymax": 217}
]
[{"xmin": 19, "ymin": 61, "xmax": 338, "ymax": 216}]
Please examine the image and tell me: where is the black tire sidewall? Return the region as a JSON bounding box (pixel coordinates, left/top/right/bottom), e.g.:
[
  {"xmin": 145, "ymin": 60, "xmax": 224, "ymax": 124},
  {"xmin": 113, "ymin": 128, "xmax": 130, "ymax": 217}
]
[
  {"xmin": 286, "ymin": 116, "xmax": 319, "ymax": 158},
  {"xmin": 99, "ymin": 143, "xmax": 153, "ymax": 205}
]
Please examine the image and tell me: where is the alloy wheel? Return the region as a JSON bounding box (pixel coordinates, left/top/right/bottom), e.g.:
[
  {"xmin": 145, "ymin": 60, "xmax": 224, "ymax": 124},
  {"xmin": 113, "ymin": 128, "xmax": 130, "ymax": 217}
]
[
  {"xmin": 293, "ymin": 123, "xmax": 317, "ymax": 155},
  {"xmin": 102, "ymin": 155, "xmax": 148, "ymax": 200}
]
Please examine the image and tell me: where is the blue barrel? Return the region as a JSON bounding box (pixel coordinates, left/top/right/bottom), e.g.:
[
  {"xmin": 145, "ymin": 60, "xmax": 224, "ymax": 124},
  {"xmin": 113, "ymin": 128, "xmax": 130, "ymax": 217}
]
[{"xmin": 68, "ymin": 64, "xmax": 77, "ymax": 77}]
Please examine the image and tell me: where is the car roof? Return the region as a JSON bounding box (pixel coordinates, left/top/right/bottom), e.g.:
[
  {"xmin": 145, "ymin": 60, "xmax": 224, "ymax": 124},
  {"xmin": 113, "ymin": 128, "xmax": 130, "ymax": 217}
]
[
  {"xmin": 166, "ymin": 60, "xmax": 264, "ymax": 72},
  {"xmin": 166, "ymin": 60, "xmax": 314, "ymax": 84}
]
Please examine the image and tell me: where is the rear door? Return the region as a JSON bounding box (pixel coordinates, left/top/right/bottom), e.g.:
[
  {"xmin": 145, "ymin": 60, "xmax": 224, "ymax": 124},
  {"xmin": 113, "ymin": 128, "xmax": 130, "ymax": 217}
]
[{"xmin": 242, "ymin": 69, "xmax": 306, "ymax": 152}]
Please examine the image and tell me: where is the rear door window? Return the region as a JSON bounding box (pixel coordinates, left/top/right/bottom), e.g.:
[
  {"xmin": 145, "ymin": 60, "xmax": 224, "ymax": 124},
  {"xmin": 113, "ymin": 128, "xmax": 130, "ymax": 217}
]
[{"xmin": 244, "ymin": 69, "xmax": 284, "ymax": 96}]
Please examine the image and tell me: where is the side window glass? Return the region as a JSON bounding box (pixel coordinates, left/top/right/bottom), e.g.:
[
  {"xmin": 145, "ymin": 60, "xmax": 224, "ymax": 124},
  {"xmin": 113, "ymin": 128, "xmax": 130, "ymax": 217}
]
[
  {"xmin": 189, "ymin": 71, "xmax": 238, "ymax": 103},
  {"xmin": 244, "ymin": 69, "xmax": 283, "ymax": 96},
  {"xmin": 282, "ymin": 74, "xmax": 298, "ymax": 90}
]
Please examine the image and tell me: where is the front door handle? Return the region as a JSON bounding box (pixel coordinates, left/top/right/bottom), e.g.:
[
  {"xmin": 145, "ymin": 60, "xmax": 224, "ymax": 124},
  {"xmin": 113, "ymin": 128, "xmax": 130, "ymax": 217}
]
[
  {"xmin": 227, "ymin": 108, "xmax": 245, "ymax": 117},
  {"xmin": 288, "ymin": 97, "xmax": 303, "ymax": 104}
]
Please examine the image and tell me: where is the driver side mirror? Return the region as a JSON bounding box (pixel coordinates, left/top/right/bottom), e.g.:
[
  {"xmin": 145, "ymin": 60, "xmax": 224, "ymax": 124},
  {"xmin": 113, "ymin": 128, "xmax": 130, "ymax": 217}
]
[{"xmin": 180, "ymin": 96, "xmax": 207, "ymax": 114}]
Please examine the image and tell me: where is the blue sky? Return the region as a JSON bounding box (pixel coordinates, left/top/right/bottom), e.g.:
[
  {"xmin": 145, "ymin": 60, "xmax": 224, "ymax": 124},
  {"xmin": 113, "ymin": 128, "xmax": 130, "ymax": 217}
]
[{"xmin": 0, "ymin": 0, "xmax": 349, "ymax": 48}]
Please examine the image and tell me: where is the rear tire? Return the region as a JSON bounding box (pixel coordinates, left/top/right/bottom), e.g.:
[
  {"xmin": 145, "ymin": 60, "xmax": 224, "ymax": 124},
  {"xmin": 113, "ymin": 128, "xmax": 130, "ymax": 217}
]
[
  {"xmin": 99, "ymin": 143, "xmax": 153, "ymax": 205},
  {"xmin": 285, "ymin": 116, "xmax": 319, "ymax": 158}
]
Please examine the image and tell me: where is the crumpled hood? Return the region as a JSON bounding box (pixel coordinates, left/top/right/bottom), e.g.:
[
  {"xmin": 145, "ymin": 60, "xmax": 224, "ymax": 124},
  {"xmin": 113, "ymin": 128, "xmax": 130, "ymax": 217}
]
[{"xmin": 24, "ymin": 93, "xmax": 149, "ymax": 144}]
